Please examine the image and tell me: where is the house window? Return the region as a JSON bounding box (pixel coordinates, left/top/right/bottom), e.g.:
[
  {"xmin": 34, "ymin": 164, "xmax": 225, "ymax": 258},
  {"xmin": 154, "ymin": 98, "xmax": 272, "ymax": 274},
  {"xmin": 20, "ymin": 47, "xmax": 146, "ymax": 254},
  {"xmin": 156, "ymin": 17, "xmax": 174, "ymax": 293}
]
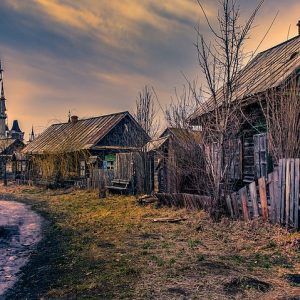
[
  {"xmin": 21, "ymin": 161, "xmax": 27, "ymax": 172},
  {"xmin": 80, "ymin": 161, "xmax": 86, "ymax": 177},
  {"xmin": 104, "ymin": 154, "xmax": 116, "ymax": 170},
  {"xmin": 6, "ymin": 162, "xmax": 12, "ymax": 173},
  {"xmin": 107, "ymin": 161, "xmax": 114, "ymax": 170}
]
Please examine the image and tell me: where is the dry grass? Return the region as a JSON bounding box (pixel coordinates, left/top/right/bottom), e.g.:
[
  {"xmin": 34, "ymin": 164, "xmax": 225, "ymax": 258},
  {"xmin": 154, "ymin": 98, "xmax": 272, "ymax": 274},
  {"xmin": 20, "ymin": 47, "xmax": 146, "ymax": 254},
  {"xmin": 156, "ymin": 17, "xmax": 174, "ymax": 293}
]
[{"xmin": 1, "ymin": 184, "xmax": 300, "ymax": 299}]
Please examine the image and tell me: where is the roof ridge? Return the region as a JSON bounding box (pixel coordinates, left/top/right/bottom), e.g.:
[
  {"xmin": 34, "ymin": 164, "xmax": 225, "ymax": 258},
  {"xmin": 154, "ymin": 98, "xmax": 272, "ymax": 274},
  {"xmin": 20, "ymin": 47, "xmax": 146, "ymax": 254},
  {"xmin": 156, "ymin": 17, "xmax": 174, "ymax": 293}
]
[{"xmin": 51, "ymin": 111, "xmax": 129, "ymax": 126}]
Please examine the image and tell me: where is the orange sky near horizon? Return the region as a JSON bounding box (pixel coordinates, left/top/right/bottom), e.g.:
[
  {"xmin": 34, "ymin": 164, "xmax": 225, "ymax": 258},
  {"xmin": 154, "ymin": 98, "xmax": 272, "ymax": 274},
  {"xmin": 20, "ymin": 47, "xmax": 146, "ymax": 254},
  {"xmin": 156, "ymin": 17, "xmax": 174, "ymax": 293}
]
[{"xmin": 0, "ymin": 0, "xmax": 299, "ymax": 139}]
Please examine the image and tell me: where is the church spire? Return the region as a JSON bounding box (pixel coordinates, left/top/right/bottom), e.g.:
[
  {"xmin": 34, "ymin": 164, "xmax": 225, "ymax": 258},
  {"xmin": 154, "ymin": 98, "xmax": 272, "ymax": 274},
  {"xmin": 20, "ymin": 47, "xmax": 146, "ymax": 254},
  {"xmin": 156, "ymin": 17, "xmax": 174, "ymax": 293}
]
[
  {"xmin": 29, "ymin": 125, "xmax": 35, "ymax": 142},
  {"xmin": 0, "ymin": 60, "xmax": 7, "ymax": 138}
]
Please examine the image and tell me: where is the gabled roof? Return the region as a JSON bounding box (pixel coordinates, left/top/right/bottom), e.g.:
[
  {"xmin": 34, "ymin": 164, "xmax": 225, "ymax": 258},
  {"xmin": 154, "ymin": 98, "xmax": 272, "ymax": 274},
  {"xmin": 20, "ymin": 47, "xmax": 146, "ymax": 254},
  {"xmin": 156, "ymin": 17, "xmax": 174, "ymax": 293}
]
[
  {"xmin": 23, "ymin": 111, "xmax": 144, "ymax": 154},
  {"xmin": 146, "ymin": 135, "xmax": 169, "ymax": 152},
  {"xmin": 190, "ymin": 34, "xmax": 300, "ymax": 120},
  {"xmin": 0, "ymin": 138, "xmax": 24, "ymax": 154},
  {"xmin": 146, "ymin": 127, "xmax": 202, "ymax": 152},
  {"xmin": 0, "ymin": 139, "xmax": 17, "ymax": 151},
  {"xmin": 161, "ymin": 127, "xmax": 202, "ymax": 144}
]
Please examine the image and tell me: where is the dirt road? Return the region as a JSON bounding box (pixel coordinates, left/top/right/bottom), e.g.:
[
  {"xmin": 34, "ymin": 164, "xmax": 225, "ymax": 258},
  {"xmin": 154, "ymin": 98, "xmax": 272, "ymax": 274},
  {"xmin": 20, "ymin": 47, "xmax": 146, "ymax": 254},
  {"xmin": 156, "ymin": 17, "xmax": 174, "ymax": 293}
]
[{"xmin": 0, "ymin": 200, "xmax": 42, "ymax": 298}]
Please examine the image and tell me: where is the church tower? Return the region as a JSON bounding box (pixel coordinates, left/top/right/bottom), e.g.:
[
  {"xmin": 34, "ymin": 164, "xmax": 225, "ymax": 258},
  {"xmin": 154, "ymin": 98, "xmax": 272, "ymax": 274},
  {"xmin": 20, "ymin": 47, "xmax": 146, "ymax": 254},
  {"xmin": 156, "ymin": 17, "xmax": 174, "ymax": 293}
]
[{"xmin": 0, "ymin": 61, "xmax": 7, "ymax": 138}]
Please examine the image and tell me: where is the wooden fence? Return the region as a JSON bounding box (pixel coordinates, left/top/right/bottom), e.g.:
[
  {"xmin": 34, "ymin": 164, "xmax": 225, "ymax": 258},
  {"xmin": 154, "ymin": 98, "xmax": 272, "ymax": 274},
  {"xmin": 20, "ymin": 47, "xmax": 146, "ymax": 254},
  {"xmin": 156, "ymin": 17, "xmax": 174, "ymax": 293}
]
[
  {"xmin": 226, "ymin": 158, "xmax": 300, "ymax": 228},
  {"xmin": 87, "ymin": 169, "xmax": 114, "ymax": 190}
]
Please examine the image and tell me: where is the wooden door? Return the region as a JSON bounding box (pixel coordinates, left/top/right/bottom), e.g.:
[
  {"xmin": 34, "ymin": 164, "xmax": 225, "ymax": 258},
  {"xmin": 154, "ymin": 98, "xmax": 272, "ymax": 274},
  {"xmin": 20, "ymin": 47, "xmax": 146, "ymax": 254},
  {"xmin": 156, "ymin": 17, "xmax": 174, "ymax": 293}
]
[{"xmin": 253, "ymin": 133, "xmax": 268, "ymax": 179}]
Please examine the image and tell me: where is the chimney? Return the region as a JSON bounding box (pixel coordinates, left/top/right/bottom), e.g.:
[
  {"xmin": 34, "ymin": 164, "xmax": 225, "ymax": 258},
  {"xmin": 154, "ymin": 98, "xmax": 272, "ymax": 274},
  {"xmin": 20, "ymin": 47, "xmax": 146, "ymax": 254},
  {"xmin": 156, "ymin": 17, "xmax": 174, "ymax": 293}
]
[
  {"xmin": 71, "ymin": 115, "xmax": 78, "ymax": 124},
  {"xmin": 297, "ymin": 20, "xmax": 300, "ymax": 35}
]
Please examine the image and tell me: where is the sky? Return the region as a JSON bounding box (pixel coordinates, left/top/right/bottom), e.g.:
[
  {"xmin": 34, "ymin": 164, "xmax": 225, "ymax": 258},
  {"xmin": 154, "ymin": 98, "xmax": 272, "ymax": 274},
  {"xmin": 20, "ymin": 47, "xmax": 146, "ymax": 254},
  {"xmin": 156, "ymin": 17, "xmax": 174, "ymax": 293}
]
[{"xmin": 0, "ymin": 0, "xmax": 299, "ymax": 139}]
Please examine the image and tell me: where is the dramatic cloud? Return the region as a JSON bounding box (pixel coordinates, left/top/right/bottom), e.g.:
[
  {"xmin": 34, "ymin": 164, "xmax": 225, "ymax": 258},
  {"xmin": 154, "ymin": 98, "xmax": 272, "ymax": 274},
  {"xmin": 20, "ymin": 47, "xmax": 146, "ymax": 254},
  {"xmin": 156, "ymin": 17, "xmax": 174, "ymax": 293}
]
[{"xmin": 0, "ymin": 0, "xmax": 299, "ymax": 138}]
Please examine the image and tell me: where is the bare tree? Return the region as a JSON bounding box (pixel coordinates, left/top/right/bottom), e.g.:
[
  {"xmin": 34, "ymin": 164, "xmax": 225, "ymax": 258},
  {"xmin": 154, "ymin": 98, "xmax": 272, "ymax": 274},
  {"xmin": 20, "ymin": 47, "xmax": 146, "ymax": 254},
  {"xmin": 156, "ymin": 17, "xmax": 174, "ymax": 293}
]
[
  {"xmin": 135, "ymin": 86, "xmax": 160, "ymax": 139},
  {"xmin": 166, "ymin": 0, "xmax": 264, "ymax": 219},
  {"xmin": 165, "ymin": 85, "xmax": 200, "ymax": 129}
]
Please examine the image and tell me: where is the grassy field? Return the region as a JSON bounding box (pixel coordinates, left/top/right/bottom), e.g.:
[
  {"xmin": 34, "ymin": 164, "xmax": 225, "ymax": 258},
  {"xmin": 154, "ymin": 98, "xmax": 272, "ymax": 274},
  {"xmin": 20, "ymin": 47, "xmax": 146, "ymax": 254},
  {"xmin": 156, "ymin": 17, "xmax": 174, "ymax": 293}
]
[{"xmin": 1, "ymin": 184, "xmax": 300, "ymax": 299}]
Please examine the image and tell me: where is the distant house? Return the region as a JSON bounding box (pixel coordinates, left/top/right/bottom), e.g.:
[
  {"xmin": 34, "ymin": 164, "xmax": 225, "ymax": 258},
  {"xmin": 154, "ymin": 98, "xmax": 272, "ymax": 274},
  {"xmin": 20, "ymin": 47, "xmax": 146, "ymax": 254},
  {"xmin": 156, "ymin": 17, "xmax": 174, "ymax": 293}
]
[
  {"xmin": 189, "ymin": 33, "xmax": 300, "ymax": 184},
  {"xmin": 0, "ymin": 61, "xmax": 25, "ymax": 181},
  {"xmin": 147, "ymin": 127, "xmax": 202, "ymax": 194},
  {"xmin": 0, "ymin": 139, "xmax": 25, "ymax": 180},
  {"xmin": 22, "ymin": 111, "xmax": 149, "ymax": 186}
]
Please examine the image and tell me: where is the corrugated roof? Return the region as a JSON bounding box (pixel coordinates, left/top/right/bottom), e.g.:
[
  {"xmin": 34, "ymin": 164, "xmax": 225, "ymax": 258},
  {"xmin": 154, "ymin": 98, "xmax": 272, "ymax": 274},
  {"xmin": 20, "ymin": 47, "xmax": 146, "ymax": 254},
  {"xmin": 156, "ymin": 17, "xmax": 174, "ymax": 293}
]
[
  {"xmin": 23, "ymin": 111, "xmax": 138, "ymax": 154},
  {"xmin": 162, "ymin": 128, "xmax": 202, "ymax": 144},
  {"xmin": 190, "ymin": 35, "xmax": 300, "ymax": 120},
  {"xmin": 146, "ymin": 127, "xmax": 202, "ymax": 152}
]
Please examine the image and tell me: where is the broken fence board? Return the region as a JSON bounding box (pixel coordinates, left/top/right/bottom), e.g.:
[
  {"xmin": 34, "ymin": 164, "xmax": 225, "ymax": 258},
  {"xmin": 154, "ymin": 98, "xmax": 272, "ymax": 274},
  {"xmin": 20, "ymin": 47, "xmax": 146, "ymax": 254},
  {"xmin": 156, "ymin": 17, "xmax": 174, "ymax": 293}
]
[
  {"xmin": 239, "ymin": 187, "xmax": 250, "ymax": 221},
  {"xmin": 249, "ymin": 181, "xmax": 259, "ymax": 218},
  {"xmin": 258, "ymin": 177, "xmax": 268, "ymax": 221}
]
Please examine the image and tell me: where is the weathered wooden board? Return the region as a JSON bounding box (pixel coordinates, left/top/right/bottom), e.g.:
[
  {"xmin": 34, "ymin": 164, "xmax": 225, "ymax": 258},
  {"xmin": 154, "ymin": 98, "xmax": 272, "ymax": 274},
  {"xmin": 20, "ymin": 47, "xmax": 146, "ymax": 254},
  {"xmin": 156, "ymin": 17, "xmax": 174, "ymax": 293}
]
[
  {"xmin": 295, "ymin": 159, "xmax": 300, "ymax": 227},
  {"xmin": 231, "ymin": 192, "xmax": 239, "ymax": 219},
  {"xmin": 285, "ymin": 159, "xmax": 291, "ymax": 226},
  {"xmin": 290, "ymin": 159, "xmax": 295, "ymax": 226},
  {"xmin": 240, "ymin": 187, "xmax": 250, "ymax": 221},
  {"xmin": 226, "ymin": 195, "xmax": 234, "ymax": 218},
  {"xmin": 258, "ymin": 177, "xmax": 268, "ymax": 221},
  {"xmin": 269, "ymin": 172, "xmax": 276, "ymax": 223},
  {"xmin": 249, "ymin": 181, "xmax": 259, "ymax": 218},
  {"xmin": 273, "ymin": 168, "xmax": 280, "ymax": 223},
  {"xmin": 279, "ymin": 159, "xmax": 286, "ymax": 223}
]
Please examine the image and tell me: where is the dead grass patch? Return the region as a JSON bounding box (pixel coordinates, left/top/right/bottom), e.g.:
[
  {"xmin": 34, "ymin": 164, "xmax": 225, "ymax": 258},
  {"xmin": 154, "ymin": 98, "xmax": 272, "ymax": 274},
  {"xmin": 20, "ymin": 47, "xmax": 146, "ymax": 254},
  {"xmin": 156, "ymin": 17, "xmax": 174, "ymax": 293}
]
[{"xmin": 1, "ymin": 183, "xmax": 300, "ymax": 299}]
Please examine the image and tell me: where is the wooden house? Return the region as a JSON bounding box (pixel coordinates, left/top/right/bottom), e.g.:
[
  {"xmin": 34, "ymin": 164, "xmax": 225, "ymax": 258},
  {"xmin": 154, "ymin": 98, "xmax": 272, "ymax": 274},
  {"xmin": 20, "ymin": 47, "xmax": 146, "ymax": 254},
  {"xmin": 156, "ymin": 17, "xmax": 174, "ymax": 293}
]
[
  {"xmin": 0, "ymin": 138, "xmax": 25, "ymax": 180},
  {"xmin": 189, "ymin": 33, "xmax": 300, "ymax": 184},
  {"xmin": 147, "ymin": 128, "xmax": 202, "ymax": 194},
  {"xmin": 22, "ymin": 111, "xmax": 149, "ymax": 187}
]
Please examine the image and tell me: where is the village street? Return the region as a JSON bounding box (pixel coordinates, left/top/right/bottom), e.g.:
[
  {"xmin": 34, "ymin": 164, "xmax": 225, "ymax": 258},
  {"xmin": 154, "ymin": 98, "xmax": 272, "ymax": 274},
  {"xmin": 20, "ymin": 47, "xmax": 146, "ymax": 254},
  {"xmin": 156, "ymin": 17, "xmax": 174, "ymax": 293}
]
[{"xmin": 0, "ymin": 200, "xmax": 42, "ymax": 298}]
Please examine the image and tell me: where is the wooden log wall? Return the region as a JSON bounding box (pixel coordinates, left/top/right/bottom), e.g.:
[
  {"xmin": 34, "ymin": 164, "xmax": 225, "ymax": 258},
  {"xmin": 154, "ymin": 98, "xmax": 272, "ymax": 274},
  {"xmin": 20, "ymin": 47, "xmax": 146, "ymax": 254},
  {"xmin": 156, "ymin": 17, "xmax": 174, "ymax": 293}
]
[{"xmin": 227, "ymin": 158, "xmax": 300, "ymax": 229}]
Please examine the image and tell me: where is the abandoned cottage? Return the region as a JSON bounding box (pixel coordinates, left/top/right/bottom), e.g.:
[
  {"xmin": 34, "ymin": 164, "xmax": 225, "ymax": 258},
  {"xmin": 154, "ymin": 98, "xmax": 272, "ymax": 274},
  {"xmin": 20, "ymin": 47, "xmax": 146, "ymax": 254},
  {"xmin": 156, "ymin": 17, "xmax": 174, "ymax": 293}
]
[
  {"xmin": 189, "ymin": 33, "xmax": 300, "ymax": 184},
  {"xmin": 22, "ymin": 111, "xmax": 149, "ymax": 189}
]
